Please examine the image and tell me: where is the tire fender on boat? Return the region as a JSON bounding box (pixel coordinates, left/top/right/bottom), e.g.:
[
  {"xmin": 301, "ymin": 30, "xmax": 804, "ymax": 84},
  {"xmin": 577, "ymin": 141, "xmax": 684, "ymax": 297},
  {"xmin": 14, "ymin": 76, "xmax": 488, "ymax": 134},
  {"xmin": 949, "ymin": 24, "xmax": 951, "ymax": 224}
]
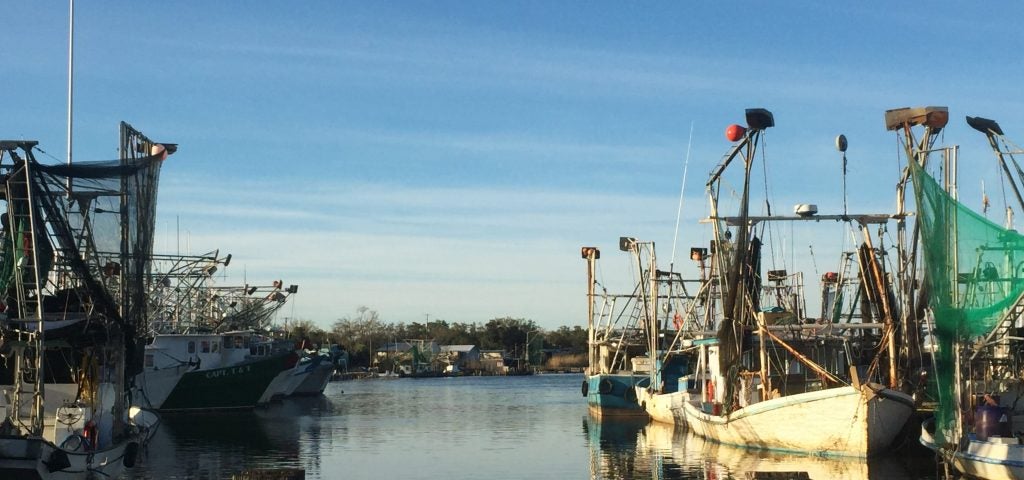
[
  {"xmin": 581, "ymin": 380, "xmax": 589, "ymax": 397},
  {"xmin": 123, "ymin": 442, "xmax": 140, "ymax": 468},
  {"xmin": 46, "ymin": 450, "xmax": 71, "ymax": 473},
  {"xmin": 598, "ymin": 378, "xmax": 614, "ymax": 395}
]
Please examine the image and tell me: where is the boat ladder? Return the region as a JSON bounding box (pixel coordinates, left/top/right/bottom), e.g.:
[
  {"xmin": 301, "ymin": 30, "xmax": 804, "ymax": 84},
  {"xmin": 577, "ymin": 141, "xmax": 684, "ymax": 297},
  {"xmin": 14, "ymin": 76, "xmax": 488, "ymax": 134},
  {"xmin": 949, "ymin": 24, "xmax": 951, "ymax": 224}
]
[{"xmin": 971, "ymin": 289, "xmax": 1024, "ymax": 361}]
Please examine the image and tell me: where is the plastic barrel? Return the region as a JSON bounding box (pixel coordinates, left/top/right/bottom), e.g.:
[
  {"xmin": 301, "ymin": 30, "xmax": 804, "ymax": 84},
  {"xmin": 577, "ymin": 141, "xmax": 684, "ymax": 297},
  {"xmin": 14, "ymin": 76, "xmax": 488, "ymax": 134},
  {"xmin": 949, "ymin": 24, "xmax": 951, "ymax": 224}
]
[{"xmin": 975, "ymin": 405, "xmax": 1012, "ymax": 440}]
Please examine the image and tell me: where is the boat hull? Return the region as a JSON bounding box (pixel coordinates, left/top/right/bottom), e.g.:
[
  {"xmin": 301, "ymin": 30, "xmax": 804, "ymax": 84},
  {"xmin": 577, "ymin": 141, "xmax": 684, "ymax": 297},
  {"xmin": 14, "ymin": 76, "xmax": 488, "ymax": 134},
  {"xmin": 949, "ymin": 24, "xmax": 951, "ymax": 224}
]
[
  {"xmin": 635, "ymin": 387, "xmax": 686, "ymax": 425},
  {"xmin": 0, "ymin": 437, "xmax": 137, "ymax": 480},
  {"xmin": 921, "ymin": 420, "xmax": 1024, "ymax": 480},
  {"xmin": 678, "ymin": 385, "xmax": 914, "ymax": 457},
  {"xmin": 158, "ymin": 353, "xmax": 291, "ymax": 411},
  {"xmin": 259, "ymin": 355, "xmax": 334, "ymax": 403},
  {"xmin": 585, "ymin": 373, "xmax": 647, "ymax": 417},
  {"xmin": 291, "ymin": 360, "xmax": 334, "ymax": 396}
]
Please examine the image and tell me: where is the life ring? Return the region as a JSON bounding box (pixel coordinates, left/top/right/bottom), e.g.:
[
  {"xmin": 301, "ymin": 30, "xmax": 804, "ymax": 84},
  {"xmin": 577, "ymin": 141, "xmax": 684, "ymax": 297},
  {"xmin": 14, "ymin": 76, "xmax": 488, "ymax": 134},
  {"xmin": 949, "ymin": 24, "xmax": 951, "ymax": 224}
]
[
  {"xmin": 598, "ymin": 378, "xmax": 614, "ymax": 395},
  {"xmin": 581, "ymin": 380, "xmax": 589, "ymax": 397},
  {"xmin": 706, "ymin": 379, "xmax": 715, "ymax": 403},
  {"xmin": 59, "ymin": 433, "xmax": 91, "ymax": 452}
]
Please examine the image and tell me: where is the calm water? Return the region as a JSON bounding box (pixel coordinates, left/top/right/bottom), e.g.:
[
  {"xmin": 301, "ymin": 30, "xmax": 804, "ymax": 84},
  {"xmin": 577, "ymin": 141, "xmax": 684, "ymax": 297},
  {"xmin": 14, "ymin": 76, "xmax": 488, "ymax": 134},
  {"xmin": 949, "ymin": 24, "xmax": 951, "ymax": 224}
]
[{"xmin": 121, "ymin": 373, "xmax": 943, "ymax": 479}]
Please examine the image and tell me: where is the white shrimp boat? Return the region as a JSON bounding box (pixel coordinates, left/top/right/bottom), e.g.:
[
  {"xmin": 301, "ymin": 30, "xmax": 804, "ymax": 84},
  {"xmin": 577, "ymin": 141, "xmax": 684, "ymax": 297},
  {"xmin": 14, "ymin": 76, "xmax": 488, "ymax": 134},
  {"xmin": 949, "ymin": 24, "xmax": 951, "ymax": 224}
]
[
  {"xmin": 679, "ymin": 383, "xmax": 912, "ymax": 456},
  {"xmin": 0, "ymin": 127, "xmax": 166, "ymax": 478},
  {"xmin": 637, "ymin": 108, "xmax": 915, "ymax": 456}
]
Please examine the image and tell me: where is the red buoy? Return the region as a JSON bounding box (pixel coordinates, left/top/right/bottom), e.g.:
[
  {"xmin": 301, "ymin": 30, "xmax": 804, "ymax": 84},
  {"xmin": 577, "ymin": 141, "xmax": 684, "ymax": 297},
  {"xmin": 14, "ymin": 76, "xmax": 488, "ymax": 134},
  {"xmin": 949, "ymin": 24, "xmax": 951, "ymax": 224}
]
[{"xmin": 725, "ymin": 124, "xmax": 746, "ymax": 142}]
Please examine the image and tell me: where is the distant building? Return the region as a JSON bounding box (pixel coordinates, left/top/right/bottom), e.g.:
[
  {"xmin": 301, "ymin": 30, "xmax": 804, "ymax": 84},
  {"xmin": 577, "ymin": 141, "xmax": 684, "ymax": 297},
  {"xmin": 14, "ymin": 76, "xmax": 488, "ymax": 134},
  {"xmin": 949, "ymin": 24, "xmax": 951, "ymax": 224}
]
[
  {"xmin": 374, "ymin": 340, "xmax": 440, "ymax": 373},
  {"xmin": 477, "ymin": 349, "xmax": 508, "ymax": 375},
  {"xmin": 440, "ymin": 345, "xmax": 480, "ymax": 369}
]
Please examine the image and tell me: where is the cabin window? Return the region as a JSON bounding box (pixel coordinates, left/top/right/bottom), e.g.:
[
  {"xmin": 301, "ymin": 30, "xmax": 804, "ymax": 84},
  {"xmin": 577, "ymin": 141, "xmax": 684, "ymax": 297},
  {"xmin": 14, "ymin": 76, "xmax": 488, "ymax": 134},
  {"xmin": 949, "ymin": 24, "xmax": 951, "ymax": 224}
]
[
  {"xmin": 234, "ymin": 336, "xmax": 243, "ymax": 348},
  {"xmin": 243, "ymin": 337, "xmax": 251, "ymax": 349},
  {"xmin": 250, "ymin": 345, "xmax": 258, "ymax": 355},
  {"xmin": 201, "ymin": 341, "xmax": 210, "ymax": 353},
  {"xmin": 188, "ymin": 341, "xmax": 196, "ymax": 354},
  {"xmin": 212, "ymin": 342, "xmax": 219, "ymax": 353},
  {"xmin": 145, "ymin": 354, "xmax": 153, "ymax": 367}
]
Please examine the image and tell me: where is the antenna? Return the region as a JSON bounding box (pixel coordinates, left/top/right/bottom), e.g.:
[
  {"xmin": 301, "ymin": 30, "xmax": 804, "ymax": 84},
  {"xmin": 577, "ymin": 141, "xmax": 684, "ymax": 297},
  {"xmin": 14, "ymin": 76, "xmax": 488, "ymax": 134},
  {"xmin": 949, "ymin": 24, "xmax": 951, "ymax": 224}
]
[
  {"xmin": 670, "ymin": 122, "xmax": 694, "ymax": 269},
  {"xmin": 836, "ymin": 134, "xmax": 848, "ymax": 216},
  {"xmin": 982, "ymin": 180, "xmax": 990, "ymax": 217}
]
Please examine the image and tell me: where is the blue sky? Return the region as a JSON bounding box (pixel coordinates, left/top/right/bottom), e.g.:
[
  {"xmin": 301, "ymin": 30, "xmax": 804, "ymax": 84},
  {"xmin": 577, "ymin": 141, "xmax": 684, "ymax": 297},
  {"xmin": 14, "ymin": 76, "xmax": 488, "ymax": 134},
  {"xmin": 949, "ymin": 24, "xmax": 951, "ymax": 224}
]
[{"xmin": 5, "ymin": 2, "xmax": 1024, "ymax": 330}]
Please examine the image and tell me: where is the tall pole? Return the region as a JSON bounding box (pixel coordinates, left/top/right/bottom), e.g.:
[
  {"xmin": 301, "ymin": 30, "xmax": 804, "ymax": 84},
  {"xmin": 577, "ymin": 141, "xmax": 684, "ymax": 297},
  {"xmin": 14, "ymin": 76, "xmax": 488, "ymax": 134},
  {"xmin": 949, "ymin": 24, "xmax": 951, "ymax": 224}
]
[
  {"xmin": 582, "ymin": 247, "xmax": 599, "ymax": 376},
  {"xmin": 66, "ymin": 0, "xmax": 74, "ymax": 169},
  {"xmin": 648, "ymin": 244, "xmax": 660, "ymax": 391},
  {"xmin": 525, "ymin": 330, "xmax": 538, "ymax": 371}
]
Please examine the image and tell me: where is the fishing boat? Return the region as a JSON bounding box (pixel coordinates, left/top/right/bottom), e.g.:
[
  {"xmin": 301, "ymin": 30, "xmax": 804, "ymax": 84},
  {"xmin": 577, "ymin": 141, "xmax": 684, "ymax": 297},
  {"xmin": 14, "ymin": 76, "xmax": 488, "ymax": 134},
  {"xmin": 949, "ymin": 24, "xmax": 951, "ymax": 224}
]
[
  {"xmin": 136, "ymin": 331, "xmax": 294, "ymax": 411},
  {"xmin": 134, "ymin": 252, "xmax": 299, "ymax": 411},
  {"xmin": 581, "ymin": 244, "xmax": 657, "ymax": 417},
  {"xmin": 287, "ymin": 352, "xmax": 335, "ymax": 395},
  {"xmin": 911, "ymin": 110, "xmax": 1024, "ymax": 479},
  {"xmin": 259, "ymin": 348, "xmax": 335, "ymax": 403},
  {"xmin": 0, "ymin": 124, "xmax": 165, "ymax": 478},
  {"xmin": 637, "ymin": 108, "xmax": 914, "ymax": 456}
]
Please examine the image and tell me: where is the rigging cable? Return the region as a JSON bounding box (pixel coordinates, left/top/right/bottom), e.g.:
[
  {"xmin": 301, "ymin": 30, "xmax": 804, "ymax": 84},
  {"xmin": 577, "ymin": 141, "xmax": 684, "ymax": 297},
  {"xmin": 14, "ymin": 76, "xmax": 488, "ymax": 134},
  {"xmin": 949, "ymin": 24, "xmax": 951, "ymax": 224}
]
[
  {"xmin": 669, "ymin": 122, "xmax": 694, "ymax": 269},
  {"xmin": 759, "ymin": 134, "xmax": 782, "ymax": 275}
]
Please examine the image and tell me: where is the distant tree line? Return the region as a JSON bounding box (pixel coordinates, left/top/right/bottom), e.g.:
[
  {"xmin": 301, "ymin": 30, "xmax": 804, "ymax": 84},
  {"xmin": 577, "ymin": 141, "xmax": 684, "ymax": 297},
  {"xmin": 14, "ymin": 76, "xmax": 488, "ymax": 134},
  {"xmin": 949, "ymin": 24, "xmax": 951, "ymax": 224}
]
[{"xmin": 284, "ymin": 306, "xmax": 587, "ymax": 368}]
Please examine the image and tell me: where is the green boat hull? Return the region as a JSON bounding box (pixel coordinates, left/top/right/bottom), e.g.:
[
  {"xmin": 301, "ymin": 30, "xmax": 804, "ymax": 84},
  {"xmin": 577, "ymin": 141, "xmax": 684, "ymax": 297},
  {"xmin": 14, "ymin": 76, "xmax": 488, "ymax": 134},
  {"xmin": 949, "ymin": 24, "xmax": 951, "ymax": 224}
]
[{"xmin": 159, "ymin": 353, "xmax": 291, "ymax": 411}]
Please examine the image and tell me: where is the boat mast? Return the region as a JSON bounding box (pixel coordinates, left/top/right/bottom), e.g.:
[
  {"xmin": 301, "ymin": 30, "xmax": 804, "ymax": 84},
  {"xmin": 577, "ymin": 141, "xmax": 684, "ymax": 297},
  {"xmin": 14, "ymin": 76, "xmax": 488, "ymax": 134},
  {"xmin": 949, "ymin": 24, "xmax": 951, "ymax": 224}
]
[
  {"xmin": 709, "ymin": 108, "xmax": 774, "ymax": 411},
  {"xmin": 887, "ymin": 106, "xmax": 949, "ymax": 387},
  {"xmin": 647, "ymin": 244, "xmax": 659, "ymax": 390},
  {"xmin": 21, "ymin": 152, "xmax": 46, "ymax": 435},
  {"xmin": 966, "ymin": 116, "xmax": 1024, "ymax": 224},
  {"xmin": 582, "ymin": 246, "xmax": 600, "ymax": 376},
  {"xmin": 66, "ymin": 0, "xmax": 74, "ymax": 196}
]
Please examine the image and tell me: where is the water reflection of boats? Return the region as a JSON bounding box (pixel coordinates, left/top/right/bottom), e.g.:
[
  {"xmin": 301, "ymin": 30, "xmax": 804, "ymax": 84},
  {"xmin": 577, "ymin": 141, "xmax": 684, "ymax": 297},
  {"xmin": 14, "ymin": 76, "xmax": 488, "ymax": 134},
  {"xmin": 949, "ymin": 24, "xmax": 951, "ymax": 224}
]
[
  {"xmin": 639, "ymin": 421, "xmax": 928, "ymax": 480},
  {"xmin": 585, "ymin": 414, "xmax": 931, "ymax": 480},
  {"xmin": 583, "ymin": 415, "xmax": 652, "ymax": 480},
  {"xmin": 136, "ymin": 402, "xmax": 319, "ymax": 478}
]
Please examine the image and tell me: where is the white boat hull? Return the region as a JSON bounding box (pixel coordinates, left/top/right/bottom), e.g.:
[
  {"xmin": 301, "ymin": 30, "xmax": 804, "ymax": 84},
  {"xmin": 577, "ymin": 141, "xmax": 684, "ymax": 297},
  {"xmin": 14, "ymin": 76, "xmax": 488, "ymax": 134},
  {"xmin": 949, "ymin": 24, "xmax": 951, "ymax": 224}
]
[
  {"xmin": 259, "ymin": 356, "xmax": 335, "ymax": 403},
  {"xmin": 647, "ymin": 384, "xmax": 913, "ymax": 457},
  {"xmin": 921, "ymin": 420, "xmax": 1024, "ymax": 480},
  {"xmin": 133, "ymin": 364, "xmax": 189, "ymax": 409},
  {"xmin": 291, "ymin": 361, "xmax": 334, "ymax": 395},
  {"xmin": 635, "ymin": 387, "xmax": 685, "ymax": 425},
  {"xmin": 0, "ymin": 437, "xmax": 138, "ymax": 480}
]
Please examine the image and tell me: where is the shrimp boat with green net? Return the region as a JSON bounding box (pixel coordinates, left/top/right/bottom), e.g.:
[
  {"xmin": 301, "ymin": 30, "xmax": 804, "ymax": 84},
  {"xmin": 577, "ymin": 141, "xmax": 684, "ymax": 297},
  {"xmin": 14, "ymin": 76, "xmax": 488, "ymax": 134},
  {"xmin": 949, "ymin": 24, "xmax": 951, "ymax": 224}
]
[
  {"xmin": 636, "ymin": 108, "xmax": 915, "ymax": 457},
  {"xmin": 0, "ymin": 123, "xmax": 165, "ymax": 479},
  {"xmin": 912, "ymin": 110, "xmax": 1024, "ymax": 479}
]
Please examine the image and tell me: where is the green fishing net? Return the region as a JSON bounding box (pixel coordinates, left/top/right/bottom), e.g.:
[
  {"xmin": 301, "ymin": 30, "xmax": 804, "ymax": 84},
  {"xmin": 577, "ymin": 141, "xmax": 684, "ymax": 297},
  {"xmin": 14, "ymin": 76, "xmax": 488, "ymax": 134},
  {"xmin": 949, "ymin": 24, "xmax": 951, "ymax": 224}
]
[{"xmin": 911, "ymin": 159, "xmax": 1024, "ymax": 445}]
